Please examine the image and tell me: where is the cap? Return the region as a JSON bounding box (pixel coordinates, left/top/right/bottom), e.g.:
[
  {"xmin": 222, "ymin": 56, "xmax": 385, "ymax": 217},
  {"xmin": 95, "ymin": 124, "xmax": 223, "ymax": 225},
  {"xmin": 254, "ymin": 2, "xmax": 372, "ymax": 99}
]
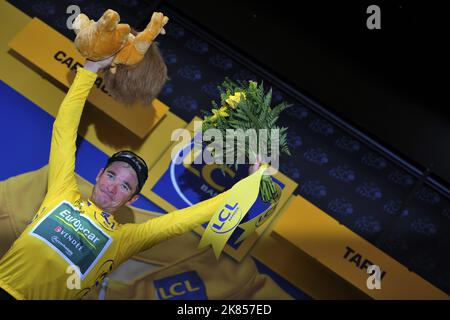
[{"xmin": 105, "ymin": 150, "xmax": 148, "ymax": 195}]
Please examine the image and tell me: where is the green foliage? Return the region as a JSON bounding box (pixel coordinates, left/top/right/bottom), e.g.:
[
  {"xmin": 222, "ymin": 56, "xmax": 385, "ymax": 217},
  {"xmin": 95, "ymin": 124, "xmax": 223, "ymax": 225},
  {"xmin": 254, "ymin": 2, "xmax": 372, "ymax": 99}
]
[{"xmin": 201, "ymin": 78, "xmax": 292, "ymax": 202}]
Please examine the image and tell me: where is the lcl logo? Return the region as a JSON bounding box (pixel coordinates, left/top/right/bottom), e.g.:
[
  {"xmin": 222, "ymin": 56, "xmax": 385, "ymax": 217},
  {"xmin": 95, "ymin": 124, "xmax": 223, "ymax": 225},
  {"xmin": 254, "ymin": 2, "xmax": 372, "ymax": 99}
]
[
  {"xmin": 155, "ymin": 271, "xmax": 207, "ymax": 300},
  {"xmin": 212, "ymin": 203, "xmax": 240, "ymax": 234},
  {"xmin": 185, "ymin": 154, "xmax": 236, "ymax": 194}
]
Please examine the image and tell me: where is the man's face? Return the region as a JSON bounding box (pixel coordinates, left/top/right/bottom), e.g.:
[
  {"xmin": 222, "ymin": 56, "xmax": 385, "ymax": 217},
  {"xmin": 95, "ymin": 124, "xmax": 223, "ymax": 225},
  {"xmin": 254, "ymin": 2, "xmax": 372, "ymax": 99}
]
[{"xmin": 91, "ymin": 161, "xmax": 139, "ymax": 213}]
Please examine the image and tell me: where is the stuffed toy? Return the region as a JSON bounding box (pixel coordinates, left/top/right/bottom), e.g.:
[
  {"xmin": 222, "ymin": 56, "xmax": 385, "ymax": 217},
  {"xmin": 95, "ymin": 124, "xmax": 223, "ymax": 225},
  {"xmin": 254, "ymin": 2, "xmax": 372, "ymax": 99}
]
[
  {"xmin": 73, "ymin": 9, "xmax": 169, "ymax": 106},
  {"xmin": 72, "ymin": 9, "xmax": 130, "ymax": 62}
]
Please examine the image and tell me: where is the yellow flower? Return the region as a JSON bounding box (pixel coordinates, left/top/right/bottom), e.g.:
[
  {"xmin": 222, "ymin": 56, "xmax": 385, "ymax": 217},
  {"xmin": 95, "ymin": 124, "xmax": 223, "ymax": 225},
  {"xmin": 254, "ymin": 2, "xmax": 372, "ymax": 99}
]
[
  {"xmin": 210, "ymin": 106, "xmax": 229, "ymax": 122},
  {"xmin": 225, "ymin": 92, "xmax": 245, "ymax": 109}
]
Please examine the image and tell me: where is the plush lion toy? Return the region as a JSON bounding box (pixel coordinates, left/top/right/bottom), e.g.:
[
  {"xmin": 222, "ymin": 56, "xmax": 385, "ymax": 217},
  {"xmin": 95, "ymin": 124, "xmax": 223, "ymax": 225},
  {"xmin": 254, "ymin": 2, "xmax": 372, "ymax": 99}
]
[{"xmin": 73, "ymin": 9, "xmax": 169, "ymax": 106}]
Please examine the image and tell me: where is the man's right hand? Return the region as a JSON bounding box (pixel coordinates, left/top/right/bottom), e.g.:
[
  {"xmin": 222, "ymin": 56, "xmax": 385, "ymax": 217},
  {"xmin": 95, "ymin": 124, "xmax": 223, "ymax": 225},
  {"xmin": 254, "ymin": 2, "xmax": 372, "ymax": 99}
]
[{"xmin": 84, "ymin": 56, "xmax": 115, "ymax": 73}]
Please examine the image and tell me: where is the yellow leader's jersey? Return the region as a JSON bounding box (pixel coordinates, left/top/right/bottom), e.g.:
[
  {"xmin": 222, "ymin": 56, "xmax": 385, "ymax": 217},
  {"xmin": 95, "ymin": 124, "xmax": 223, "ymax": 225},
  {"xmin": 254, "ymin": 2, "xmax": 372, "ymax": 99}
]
[{"xmin": 0, "ymin": 67, "xmax": 227, "ymax": 300}]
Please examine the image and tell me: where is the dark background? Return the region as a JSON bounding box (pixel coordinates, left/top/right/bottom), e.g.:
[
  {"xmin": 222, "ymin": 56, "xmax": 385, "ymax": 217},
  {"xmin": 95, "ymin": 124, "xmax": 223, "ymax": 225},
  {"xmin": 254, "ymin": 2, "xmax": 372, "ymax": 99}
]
[{"xmin": 163, "ymin": 0, "xmax": 449, "ymax": 188}]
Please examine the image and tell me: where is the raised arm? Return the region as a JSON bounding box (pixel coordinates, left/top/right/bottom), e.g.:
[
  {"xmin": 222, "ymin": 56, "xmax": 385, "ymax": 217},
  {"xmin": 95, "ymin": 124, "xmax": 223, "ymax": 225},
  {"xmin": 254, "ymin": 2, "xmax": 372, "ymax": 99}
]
[
  {"xmin": 45, "ymin": 58, "xmax": 112, "ymax": 200},
  {"xmin": 119, "ymin": 160, "xmax": 263, "ymax": 259},
  {"xmin": 119, "ymin": 189, "xmax": 230, "ymax": 259}
]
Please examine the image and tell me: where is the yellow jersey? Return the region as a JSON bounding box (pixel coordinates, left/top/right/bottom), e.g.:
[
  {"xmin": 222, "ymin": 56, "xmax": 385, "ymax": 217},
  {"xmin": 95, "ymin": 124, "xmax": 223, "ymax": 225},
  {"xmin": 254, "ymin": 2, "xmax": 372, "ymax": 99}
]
[{"xmin": 0, "ymin": 67, "xmax": 227, "ymax": 299}]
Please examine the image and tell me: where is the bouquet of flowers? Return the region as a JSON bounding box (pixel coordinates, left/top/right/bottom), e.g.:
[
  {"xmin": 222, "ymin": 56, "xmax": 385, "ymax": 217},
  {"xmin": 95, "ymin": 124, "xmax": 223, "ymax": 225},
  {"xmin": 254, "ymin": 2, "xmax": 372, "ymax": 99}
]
[{"xmin": 201, "ymin": 78, "xmax": 291, "ymax": 203}]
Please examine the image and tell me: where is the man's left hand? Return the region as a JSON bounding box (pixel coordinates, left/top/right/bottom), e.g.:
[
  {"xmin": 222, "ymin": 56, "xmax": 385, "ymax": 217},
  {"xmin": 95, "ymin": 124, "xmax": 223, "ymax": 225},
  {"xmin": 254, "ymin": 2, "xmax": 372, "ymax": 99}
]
[{"xmin": 248, "ymin": 154, "xmax": 262, "ymax": 175}]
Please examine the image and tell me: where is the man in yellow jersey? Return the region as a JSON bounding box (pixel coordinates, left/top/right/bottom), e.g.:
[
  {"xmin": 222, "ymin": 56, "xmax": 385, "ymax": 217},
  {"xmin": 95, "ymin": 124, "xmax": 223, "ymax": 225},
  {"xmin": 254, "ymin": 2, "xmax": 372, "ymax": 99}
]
[{"xmin": 0, "ymin": 57, "xmax": 262, "ymax": 300}]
